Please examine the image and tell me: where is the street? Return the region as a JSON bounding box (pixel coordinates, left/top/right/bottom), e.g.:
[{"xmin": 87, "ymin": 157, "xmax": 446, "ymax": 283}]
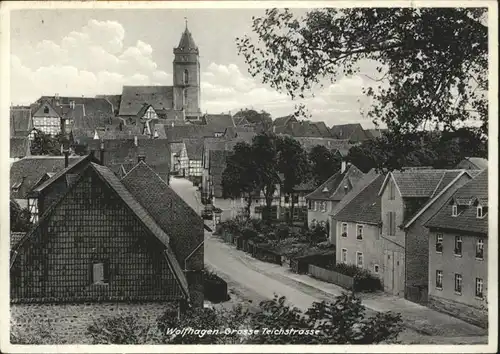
[{"xmin": 169, "ymin": 177, "xmax": 488, "ymax": 344}]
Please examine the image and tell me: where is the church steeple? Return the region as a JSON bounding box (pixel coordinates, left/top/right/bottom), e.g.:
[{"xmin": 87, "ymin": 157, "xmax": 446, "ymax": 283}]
[
  {"xmin": 175, "ymin": 18, "xmax": 198, "ymax": 53},
  {"xmin": 173, "ymin": 20, "xmax": 201, "ymax": 120}
]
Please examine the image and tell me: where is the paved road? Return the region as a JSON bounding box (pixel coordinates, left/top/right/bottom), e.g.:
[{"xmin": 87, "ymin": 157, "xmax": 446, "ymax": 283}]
[{"xmin": 169, "ymin": 177, "xmax": 488, "ymax": 342}]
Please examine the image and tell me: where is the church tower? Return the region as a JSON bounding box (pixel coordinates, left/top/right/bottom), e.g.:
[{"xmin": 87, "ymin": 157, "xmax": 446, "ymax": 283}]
[{"xmin": 173, "ymin": 20, "xmax": 201, "ymax": 120}]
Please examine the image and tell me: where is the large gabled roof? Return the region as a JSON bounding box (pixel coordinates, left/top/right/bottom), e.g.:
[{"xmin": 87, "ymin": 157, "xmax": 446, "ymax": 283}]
[
  {"xmin": 205, "ymin": 114, "xmax": 235, "ymax": 131},
  {"xmin": 306, "ymin": 164, "xmax": 364, "ymax": 201},
  {"xmin": 330, "ymin": 123, "xmax": 371, "ymax": 142},
  {"xmin": 10, "ymin": 106, "xmax": 33, "ymax": 137},
  {"xmin": 333, "ymin": 172, "xmax": 385, "ymax": 225},
  {"xmin": 10, "ymin": 162, "xmax": 189, "ymax": 299},
  {"xmin": 118, "ymin": 86, "xmax": 174, "ymax": 116},
  {"xmin": 425, "ymin": 169, "xmax": 489, "ymax": 235},
  {"xmin": 183, "ymin": 138, "xmax": 204, "ymax": 160},
  {"xmin": 121, "ymin": 162, "xmax": 203, "ymax": 273},
  {"xmin": 10, "ymin": 137, "xmax": 30, "ymax": 158},
  {"xmin": 10, "ymin": 156, "xmax": 83, "ymax": 199},
  {"xmin": 379, "ymin": 169, "xmax": 465, "ymax": 198}
]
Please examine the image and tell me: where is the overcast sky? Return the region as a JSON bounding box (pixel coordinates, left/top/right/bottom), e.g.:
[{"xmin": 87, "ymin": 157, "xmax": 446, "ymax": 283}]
[{"xmin": 10, "ymin": 9, "xmax": 379, "ymax": 128}]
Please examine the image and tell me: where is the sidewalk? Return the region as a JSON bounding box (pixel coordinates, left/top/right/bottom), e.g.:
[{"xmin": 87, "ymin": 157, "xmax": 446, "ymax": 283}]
[{"xmin": 214, "ymin": 235, "xmax": 488, "ymax": 338}]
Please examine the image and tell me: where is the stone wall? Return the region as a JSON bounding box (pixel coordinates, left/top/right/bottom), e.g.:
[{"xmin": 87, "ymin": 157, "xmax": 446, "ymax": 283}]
[
  {"xmin": 428, "ymin": 295, "xmax": 488, "ymax": 329},
  {"xmin": 11, "ymin": 302, "xmax": 179, "ymax": 344}
]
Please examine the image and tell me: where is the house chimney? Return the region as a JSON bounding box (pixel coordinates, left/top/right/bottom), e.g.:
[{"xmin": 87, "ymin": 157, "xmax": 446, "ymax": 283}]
[
  {"xmin": 100, "ymin": 141, "xmax": 105, "ymax": 165},
  {"xmin": 64, "ymin": 149, "xmax": 69, "ymax": 168},
  {"xmin": 134, "ymin": 135, "xmax": 138, "ymax": 147},
  {"xmin": 341, "ymin": 160, "xmax": 347, "ymax": 174},
  {"xmin": 138, "ymin": 155, "xmax": 146, "ymax": 163}
]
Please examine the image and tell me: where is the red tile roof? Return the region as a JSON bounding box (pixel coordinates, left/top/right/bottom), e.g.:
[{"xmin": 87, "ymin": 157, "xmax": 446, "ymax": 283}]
[{"xmin": 425, "ymin": 169, "xmax": 488, "ymax": 234}]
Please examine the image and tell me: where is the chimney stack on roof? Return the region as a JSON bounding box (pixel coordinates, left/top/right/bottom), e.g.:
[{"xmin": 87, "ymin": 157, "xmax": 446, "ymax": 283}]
[
  {"xmin": 134, "ymin": 135, "xmax": 138, "ymax": 147},
  {"xmin": 100, "ymin": 140, "xmax": 105, "ymax": 165},
  {"xmin": 341, "ymin": 160, "xmax": 347, "ymax": 174}
]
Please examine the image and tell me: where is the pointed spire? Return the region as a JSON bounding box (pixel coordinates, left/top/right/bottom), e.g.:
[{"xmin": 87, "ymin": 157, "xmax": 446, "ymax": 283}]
[{"xmin": 176, "ymin": 19, "xmax": 198, "ymax": 51}]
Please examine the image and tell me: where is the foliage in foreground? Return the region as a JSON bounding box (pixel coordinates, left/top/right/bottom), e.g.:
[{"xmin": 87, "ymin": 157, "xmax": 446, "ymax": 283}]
[
  {"xmin": 84, "ymin": 293, "xmax": 403, "ymax": 344},
  {"xmin": 10, "ymin": 318, "xmax": 65, "ymax": 344}
]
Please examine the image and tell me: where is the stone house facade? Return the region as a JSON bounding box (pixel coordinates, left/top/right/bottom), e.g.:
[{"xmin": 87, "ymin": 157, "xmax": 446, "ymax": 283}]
[{"xmin": 425, "ymin": 169, "xmax": 488, "ymax": 327}]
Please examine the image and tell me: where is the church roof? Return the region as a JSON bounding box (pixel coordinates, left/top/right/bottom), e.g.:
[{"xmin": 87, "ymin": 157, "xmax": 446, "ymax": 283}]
[
  {"xmin": 118, "ymin": 86, "xmax": 174, "ymax": 116},
  {"xmin": 177, "ymin": 27, "xmax": 198, "ymax": 51}
]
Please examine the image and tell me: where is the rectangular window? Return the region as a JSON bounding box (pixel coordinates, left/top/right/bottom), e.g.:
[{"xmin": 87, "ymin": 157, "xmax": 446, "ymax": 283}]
[
  {"xmin": 341, "ymin": 248, "xmax": 347, "ymax": 263},
  {"xmin": 454, "ymin": 274, "xmax": 462, "ymax": 294},
  {"xmin": 387, "ymin": 211, "xmax": 396, "ymax": 236},
  {"xmin": 374, "ymin": 264, "xmax": 380, "ymax": 274},
  {"xmin": 308, "ymin": 200, "xmax": 312, "ymax": 210},
  {"xmin": 28, "ymin": 198, "xmax": 39, "ymax": 224},
  {"xmin": 475, "ymin": 278, "xmax": 484, "ymax": 298},
  {"xmin": 477, "ymin": 206, "xmax": 483, "ymax": 218},
  {"xmin": 388, "ymin": 180, "xmax": 395, "ymax": 200},
  {"xmin": 476, "ymin": 238, "xmax": 484, "ymax": 259},
  {"xmin": 436, "ymin": 270, "xmax": 443, "ymax": 289},
  {"xmin": 292, "ymin": 195, "xmax": 299, "ymax": 204},
  {"xmin": 436, "ymin": 234, "xmax": 443, "ymax": 253},
  {"xmin": 284, "ymin": 196, "xmax": 290, "ymax": 204},
  {"xmin": 92, "ymin": 262, "xmax": 109, "ymax": 284},
  {"xmin": 341, "ymin": 223, "xmax": 348, "ymax": 237},
  {"xmin": 454, "ymin": 236, "xmax": 462, "ymax": 256},
  {"xmin": 452, "ymin": 204, "xmax": 458, "ymax": 217},
  {"xmin": 356, "ymin": 224, "xmax": 363, "ymax": 240},
  {"xmin": 356, "ymin": 252, "xmax": 363, "ymax": 268}
]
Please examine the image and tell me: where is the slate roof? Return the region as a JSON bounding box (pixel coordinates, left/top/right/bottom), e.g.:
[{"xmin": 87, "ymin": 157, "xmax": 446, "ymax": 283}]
[
  {"xmin": 96, "ymin": 94, "xmax": 122, "ymax": 114},
  {"xmin": 456, "ymin": 157, "xmax": 488, "ymax": 170},
  {"xmin": 10, "ymin": 156, "xmax": 83, "ymax": 199},
  {"xmin": 121, "ymin": 162, "xmax": 204, "ymax": 273},
  {"xmin": 294, "ymin": 137, "xmax": 352, "ymax": 155},
  {"xmin": 10, "ymin": 137, "xmax": 30, "ymax": 158},
  {"xmin": 311, "ymin": 121, "xmax": 333, "ymax": 138},
  {"xmin": 273, "ymin": 115, "xmax": 297, "ymax": 126},
  {"xmin": 10, "ymin": 232, "xmax": 26, "ymax": 249},
  {"xmin": 306, "ymin": 164, "xmax": 364, "ymax": 201},
  {"xmin": 426, "ymin": 169, "xmax": 488, "ymax": 234},
  {"xmin": 10, "ymin": 107, "xmax": 33, "ymax": 137},
  {"xmin": 205, "ymin": 114, "xmax": 235, "ymax": 131},
  {"xmin": 330, "ymin": 123, "xmax": 371, "ymax": 142},
  {"xmin": 30, "ymin": 154, "xmax": 96, "ymax": 196},
  {"xmin": 183, "ymin": 138, "xmax": 204, "ymax": 160},
  {"xmin": 177, "ymin": 27, "xmax": 198, "ymax": 51},
  {"xmin": 333, "ymin": 173, "xmax": 385, "ymax": 225},
  {"xmin": 165, "ymin": 124, "xmax": 216, "ymax": 142},
  {"xmin": 384, "ymin": 169, "xmax": 464, "ymax": 198},
  {"xmin": 119, "ymin": 86, "xmax": 174, "ymax": 116},
  {"xmin": 366, "ymin": 129, "xmax": 388, "ymax": 139},
  {"xmin": 86, "ymin": 139, "xmax": 171, "ymax": 179},
  {"xmin": 223, "ymin": 126, "xmax": 255, "ymax": 139}
]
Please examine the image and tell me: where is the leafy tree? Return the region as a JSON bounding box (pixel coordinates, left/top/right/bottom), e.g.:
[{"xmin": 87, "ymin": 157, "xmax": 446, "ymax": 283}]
[
  {"xmin": 221, "ymin": 142, "xmax": 259, "ymax": 217},
  {"xmin": 237, "ymin": 8, "xmax": 488, "ymax": 136},
  {"xmin": 30, "ymin": 129, "xmax": 68, "ymax": 156},
  {"xmin": 251, "ymin": 133, "xmax": 280, "ymax": 222},
  {"xmin": 308, "ymin": 145, "xmax": 341, "ymax": 186},
  {"xmin": 347, "ymin": 128, "xmax": 488, "ymax": 172},
  {"xmin": 276, "ymin": 136, "xmax": 310, "ymax": 223},
  {"xmin": 10, "ymin": 199, "xmax": 31, "ymax": 232},
  {"xmin": 234, "ymin": 108, "xmax": 273, "ymax": 132}
]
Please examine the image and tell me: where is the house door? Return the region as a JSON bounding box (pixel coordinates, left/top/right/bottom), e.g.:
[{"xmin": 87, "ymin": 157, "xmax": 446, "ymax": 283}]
[{"xmin": 384, "ymin": 250, "xmax": 404, "ymax": 296}]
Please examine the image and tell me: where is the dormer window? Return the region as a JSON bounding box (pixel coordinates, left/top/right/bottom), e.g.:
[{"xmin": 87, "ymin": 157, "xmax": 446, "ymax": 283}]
[
  {"xmin": 43, "ymin": 106, "xmax": 49, "ymax": 114},
  {"xmin": 12, "ymin": 181, "xmax": 22, "ymax": 192},
  {"xmin": 322, "ymin": 186, "xmax": 329, "ymax": 192},
  {"xmin": 451, "ymin": 204, "xmax": 458, "ymax": 217},
  {"xmin": 477, "ymin": 206, "xmax": 485, "ymax": 218}
]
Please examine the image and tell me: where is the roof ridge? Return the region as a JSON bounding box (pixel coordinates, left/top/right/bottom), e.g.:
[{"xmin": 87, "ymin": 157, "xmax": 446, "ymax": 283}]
[
  {"xmin": 429, "ymin": 171, "xmax": 447, "ymax": 198},
  {"xmin": 332, "ymin": 173, "xmax": 381, "ymax": 219}
]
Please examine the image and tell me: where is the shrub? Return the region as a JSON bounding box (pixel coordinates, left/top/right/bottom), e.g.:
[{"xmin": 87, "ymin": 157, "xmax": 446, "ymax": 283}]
[
  {"xmin": 87, "ymin": 315, "xmax": 151, "ymax": 344},
  {"xmin": 329, "ymin": 263, "xmax": 382, "ymax": 292},
  {"xmin": 242, "ymin": 228, "xmax": 258, "ymax": 240},
  {"xmin": 10, "ymin": 318, "xmax": 65, "ymax": 344}
]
